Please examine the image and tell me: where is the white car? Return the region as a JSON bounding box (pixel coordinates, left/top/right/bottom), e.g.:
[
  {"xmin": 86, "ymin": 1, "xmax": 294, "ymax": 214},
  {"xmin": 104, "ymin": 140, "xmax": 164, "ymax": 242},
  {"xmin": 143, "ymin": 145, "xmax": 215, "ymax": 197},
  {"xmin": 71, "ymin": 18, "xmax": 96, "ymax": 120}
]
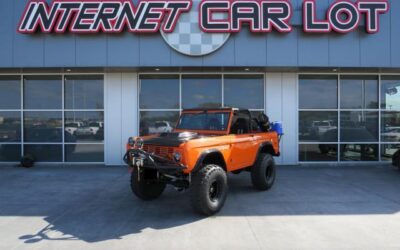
[
  {"xmin": 75, "ymin": 122, "xmax": 104, "ymax": 136},
  {"xmin": 148, "ymin": 121, "xmax": 173, "ymax": 134},
  {"xmin": 310, "ymin": 120, "xmax": 337, "ymax": 137},
  {"xmin": 65, "ymin": 122, "xmax": 84, "ymax": 135}
]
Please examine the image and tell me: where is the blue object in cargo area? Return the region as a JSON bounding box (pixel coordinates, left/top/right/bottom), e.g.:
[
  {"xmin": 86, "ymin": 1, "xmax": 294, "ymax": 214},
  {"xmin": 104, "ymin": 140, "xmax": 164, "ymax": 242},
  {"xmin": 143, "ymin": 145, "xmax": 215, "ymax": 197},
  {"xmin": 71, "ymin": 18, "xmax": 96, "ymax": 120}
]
[{"xmin": 271, "ymin": 122, "xmax": 283, "ymax": 136}]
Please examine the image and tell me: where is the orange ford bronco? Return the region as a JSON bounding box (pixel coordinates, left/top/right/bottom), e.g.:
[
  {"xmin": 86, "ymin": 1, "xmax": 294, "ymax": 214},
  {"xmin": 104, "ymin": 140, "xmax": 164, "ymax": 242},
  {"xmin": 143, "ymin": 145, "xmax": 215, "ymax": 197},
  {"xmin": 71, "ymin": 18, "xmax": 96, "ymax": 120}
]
[{"xmin": 124, "ymin": 108, "xmax": 282, "ymax": 215}]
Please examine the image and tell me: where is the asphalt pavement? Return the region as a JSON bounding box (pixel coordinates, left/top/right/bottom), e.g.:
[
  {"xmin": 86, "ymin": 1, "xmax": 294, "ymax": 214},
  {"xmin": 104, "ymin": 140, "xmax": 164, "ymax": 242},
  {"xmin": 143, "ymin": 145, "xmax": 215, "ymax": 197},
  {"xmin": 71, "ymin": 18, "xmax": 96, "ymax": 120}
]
[{"xmin": 0, "ymin": 164, "xmax": 400, "ymax": 250}]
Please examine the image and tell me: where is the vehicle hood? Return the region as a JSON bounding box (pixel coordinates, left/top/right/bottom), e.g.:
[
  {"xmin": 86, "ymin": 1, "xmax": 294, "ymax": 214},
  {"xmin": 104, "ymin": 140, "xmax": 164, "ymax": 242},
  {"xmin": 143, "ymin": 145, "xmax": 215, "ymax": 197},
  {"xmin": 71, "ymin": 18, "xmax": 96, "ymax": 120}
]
[{"xmin": 143, "ymin": 132, "xmax": 202, "ymax": 147}]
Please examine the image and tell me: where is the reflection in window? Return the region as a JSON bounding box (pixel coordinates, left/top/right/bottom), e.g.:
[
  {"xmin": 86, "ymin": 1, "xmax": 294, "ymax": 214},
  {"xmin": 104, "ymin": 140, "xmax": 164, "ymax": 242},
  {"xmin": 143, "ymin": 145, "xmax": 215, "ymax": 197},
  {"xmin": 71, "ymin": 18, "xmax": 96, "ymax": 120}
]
[
  {"xmin": 340, "ymin": 144, "xmax": 378, "ymax": 161},
  {"xmin": 340, "ymin": 111, "xmax": 378, "ymax": 142},
  {"xmin": 299, "ymin": 144, "xmax": 338, "ymax": 162},
  {"xmin": 299, "ymin": 111, "xmax": 338, "ymax": 142},
  {"xmin": 24, "ymin": 145, "xmax": 62, "ymax": 162},
  {"xmin": 381, "ymin": 144, "xmax": 400, "ymax": 161},
  {"xmin": 65, "ymin": 75, "xmax": 104, "ymax": 110},
  {"xmin": 340, "ymin": 76, "xmax": 378, "ymax": 109},
  {"xmin": 0, "ymin": 76, "xmax": 21, "ymax": 109},
  {"xmin": 381, "ymin": 112, "xmax": 400, "ymax": 142},
  {"xmin": 182, "ymin": 75, "xmax": 222, "ymax": 109},
  {"xmin": 64, "ymin": 111, "xmax": 104, "ymax": 142},
  {"xmin": 0, "ymin": 112, "xmax": 21, "ymax": 142},
  {"xmin": 24, "ymin": 76, "xmax": 62, "ymax": 109},
  {"xmin": 0, "ymin": 144, "xmax": 21, "ymax": 161},
  {"xmin": 140, "ymin": 111, "xmax": 179, "ymax": 136},
  {"xmin": 299, "ymin": 75, "xmax": 338, "ymax": 109},
  {"xmin": 381, "ymin": 76, "xmax": 400, "ymax": 110},
  {"xmin": 140, "ymin": 75, "xmax": 179, "ymax": 109},
  {"xmin": 65, "ymin": 144, "xmax": 104, "ymax": 162},
  {"xmin": 24, "ymin": 112, "xmax": 62, "ymax": 142},
  {"xmin": 224, "ymin": 75, "xmax": 264, "ymax": 109}
]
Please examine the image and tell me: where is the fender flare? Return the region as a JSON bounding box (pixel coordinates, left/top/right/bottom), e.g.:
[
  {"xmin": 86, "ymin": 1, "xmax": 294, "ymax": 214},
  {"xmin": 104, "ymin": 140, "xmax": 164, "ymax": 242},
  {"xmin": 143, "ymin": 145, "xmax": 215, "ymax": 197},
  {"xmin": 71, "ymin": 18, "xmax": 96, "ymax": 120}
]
[
  {"xmin": 192, "ymin": 149, "xmax": 226, "ymax": 173},
  {"xmin": 253, "ymin": 142, "xmax": 279, "ymax": 165}
]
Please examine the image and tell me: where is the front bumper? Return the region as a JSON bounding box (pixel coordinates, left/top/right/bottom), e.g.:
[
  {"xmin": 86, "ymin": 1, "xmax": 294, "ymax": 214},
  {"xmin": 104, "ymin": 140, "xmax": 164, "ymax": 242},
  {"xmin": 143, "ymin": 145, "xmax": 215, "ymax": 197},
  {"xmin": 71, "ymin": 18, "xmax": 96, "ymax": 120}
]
[{"xmin": 123, "ymin": 149, "xmax": 186, "ymax": 174}]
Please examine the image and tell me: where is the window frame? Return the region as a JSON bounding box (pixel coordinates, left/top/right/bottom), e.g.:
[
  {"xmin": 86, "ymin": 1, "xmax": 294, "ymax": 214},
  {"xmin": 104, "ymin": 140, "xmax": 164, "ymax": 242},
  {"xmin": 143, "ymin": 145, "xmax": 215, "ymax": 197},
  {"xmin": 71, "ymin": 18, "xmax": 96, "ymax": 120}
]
[
  {"xmin": 0, "ymin": 73, "xmax": 105, "ymax": 164},
  {"xmin": 298, "ymin": 73, "xmax": 400, "ymax": 163},
  {"xmin": 138, "ymin": 73, "xmax": 266, "ymax": 137}
]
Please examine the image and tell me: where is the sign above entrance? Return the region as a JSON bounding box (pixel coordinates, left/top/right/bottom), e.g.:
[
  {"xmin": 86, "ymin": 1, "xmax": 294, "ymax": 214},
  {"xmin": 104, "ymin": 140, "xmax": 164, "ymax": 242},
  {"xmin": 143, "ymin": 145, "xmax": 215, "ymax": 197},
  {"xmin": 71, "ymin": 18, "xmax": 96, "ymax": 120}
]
[{"xmin": 18, "ymin": 0, "xmax": 389, "ymax": 56}]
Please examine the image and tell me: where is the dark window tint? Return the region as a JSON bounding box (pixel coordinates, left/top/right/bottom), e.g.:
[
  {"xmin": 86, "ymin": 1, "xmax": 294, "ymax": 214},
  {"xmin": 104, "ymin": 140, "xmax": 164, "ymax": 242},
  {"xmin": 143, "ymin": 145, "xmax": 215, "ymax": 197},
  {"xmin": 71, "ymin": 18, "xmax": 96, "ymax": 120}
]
[
  {"xmin": 381, "ymin": 144, "xmax": 400, "ymax": 161},
  {"xmin": 0, "ymin": 112, "xmax": 21, "ymax": 142},
  {"xmin": 381, "ymin": 76, "xmax": 400, "ymax": 110},
  {"xmin": 24, "ymin": 144, "xmax": 62, "ymax": 162},
  {"xmin": 182, "ymin": 75, "xmax": 222, "ymax": 109},
  {"xmin": 299, "ymin": 144, "xmax": 338, "ymax": 162},
  {"xmin": 64, "ymin": 111, "xmax": 104, "ymax": 142},
  {"xmin": 381, "ymin": 111, "xmax": 400, "ymax": 142},
  {"xmin": 299, "ymin": 111, "xmax": 338, "ymax": 142},
  {"xmin": 0, "ymin": 144, "xmax": 21, "ymax": 161},
  {"xmin": 65, "ymin": 144, "xmax": 104, "ymax": 162},
  {"xmin": 140, "ymin": 111, "xmax": 179, "ymax": 136},
  {"xmin": 340, "ymin": 144, "xmax": 378, "ymax": 161},
  {"xmin": 224, "ymin": 75, "xmax": 264, "ymax": 109},
  {"xmin": 24, "ymin": 112, "xmax": 62, "ymax": 142},
  {"xmin": 65, "ymin": 75, "xmax": 104, "ymax": 109},
  {"xmin": 299, "ymin": 75, "xmax": 338, "ymax": 109},
  {"xmin": 340, "ymin": 76, "xmax": 378, "ymax": 109},
  {"xmin": 340, "ymin": 111, "xmax": 378, "ymax": 142},
  {"xmin": 24, "ymin": 76, "xmax": 62, "ymax": 109},
  {"xmin": 140, "ymin": 75, "xmax": 179, "ymax": 109},
  {"xmin": 0, "ymin": 76, "xmax": 21, "ymax": 109}
]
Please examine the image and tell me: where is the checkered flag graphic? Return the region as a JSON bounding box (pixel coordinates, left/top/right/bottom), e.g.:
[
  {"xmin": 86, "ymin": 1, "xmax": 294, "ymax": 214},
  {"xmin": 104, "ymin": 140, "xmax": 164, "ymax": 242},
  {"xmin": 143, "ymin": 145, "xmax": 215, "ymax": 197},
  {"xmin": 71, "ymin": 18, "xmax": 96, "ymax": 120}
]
[{"xmin": 160, "ymin": 0, "xmax": 230, "ymax": 56}]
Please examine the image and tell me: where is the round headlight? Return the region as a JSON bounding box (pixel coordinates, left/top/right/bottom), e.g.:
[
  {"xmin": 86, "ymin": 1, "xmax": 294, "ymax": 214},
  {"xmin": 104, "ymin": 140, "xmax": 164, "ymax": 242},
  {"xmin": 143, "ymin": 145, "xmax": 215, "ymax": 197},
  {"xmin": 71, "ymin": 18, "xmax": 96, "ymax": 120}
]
[
  {"xmin": 174, "ymin": 152, "xmax": 182, "ymax": 162},
  {"xmin": 135, "ymin": 138, "xmax": 144, "ymax": 149},
  {"xmin": 128, "ymin": 137, "xmax": 135, "ymax": 147}
]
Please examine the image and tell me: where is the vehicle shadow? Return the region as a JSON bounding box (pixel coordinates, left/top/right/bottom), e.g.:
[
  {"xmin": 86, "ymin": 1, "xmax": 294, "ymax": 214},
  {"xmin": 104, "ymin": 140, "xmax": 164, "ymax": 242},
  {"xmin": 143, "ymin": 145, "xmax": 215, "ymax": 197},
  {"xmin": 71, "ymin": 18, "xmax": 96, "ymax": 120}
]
[{"xmin": 0, "ymin": 165, "xmax": 399, "ymax": 243}]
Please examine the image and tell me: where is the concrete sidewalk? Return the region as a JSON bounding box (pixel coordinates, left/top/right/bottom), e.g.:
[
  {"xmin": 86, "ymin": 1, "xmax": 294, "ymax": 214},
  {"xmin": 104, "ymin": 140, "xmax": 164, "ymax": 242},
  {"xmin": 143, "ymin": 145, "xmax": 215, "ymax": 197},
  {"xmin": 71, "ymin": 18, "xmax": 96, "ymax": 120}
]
[{"xmin": 0, "ymin": 164, "xmax": 400, "ymax": 250}]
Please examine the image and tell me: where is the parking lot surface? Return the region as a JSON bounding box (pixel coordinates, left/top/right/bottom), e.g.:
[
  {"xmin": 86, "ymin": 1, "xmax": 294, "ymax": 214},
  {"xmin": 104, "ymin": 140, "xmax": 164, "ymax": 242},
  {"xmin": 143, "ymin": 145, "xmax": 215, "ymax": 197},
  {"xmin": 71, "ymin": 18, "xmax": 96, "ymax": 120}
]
[{"xmin": 0, "ymin": 164, "xmax": 400, "ymax": 250}]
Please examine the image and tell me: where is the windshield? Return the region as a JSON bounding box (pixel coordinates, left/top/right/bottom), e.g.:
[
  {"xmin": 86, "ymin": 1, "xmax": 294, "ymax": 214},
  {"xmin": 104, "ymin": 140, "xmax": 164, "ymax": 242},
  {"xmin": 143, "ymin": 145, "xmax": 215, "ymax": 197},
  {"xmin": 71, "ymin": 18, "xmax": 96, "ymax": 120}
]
[{"xmin": 177, "ymin": 112, "xmax": 230, "ymax": 131}]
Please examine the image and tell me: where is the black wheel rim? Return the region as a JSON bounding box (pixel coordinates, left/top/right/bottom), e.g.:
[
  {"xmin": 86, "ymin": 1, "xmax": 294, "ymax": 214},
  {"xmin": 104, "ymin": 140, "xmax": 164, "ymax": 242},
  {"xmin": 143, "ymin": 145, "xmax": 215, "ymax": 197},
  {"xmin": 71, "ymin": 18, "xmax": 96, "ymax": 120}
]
[
  {"xmin": 266, "ymin": 165, "xmax": 273, "ymax": 181},
  {"xmin": 209, "ymin": 180, "xmax": 220, "ymax": 202}
]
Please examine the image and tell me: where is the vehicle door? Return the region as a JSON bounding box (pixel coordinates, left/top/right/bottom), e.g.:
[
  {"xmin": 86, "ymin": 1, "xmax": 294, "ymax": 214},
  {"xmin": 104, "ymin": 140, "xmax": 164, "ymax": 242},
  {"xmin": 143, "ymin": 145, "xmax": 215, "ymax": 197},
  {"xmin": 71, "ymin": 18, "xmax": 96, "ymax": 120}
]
[{"xmin": 229, "ymin": 112, "xmax": 259, "ymax": 170}]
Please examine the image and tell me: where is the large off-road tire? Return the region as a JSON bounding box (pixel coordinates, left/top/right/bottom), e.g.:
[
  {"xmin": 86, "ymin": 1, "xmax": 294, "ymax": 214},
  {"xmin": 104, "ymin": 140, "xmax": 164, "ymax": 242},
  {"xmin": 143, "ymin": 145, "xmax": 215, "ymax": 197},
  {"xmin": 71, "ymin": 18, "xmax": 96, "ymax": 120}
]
[
  {"xmin": 251, "ymin": 153, "xmax": 276, "ymax": 191},
  {"xmin": 130, "ymin": 167, "xmax": 166, "ymax": 201},
  {"xmin": 190, "ymin": 164, "xmax": 228, "ymax": 216}
]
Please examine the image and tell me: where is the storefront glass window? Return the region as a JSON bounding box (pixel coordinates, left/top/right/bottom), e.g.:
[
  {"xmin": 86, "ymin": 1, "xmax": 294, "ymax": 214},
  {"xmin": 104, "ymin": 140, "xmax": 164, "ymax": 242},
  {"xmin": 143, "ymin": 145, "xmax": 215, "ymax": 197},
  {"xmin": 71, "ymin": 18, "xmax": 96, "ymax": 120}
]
[
  {"xmin": 340, "ymin": 76, "xmax": 378, "ymax": 109},
  {"xmin": 65, "ymin": 75, "xmax": 104, "ymax": 110},
  {"xmin": 299, "ymin": 111, "xmax": 338, "ymax": 143},
  {"xmin": 64, "ymin": 111, "xmax": 104, "ymax": 143},
  {"xmin": 340, "ymin": 111, "xmax": 378, "ymax": 142},
  {"xmin": 299, "ymin": 75, "xmax": 338, "ymax": 109},
  {"xmin": 224, "ymin": 75, "xmax": 264, "ymax": 109},
  {"xmin": 0, "ymin": 74, "xmax": 105, "ymax": 163},
  {"xmin": 299, "ymin": 144, "xmax": 338, "ymax": 162},
  {"xmin": 182, "ymin": 75, "xmax": 222, "ymax": 109},
  {"xmin": 24, "ymin": 145, "xmax": 62, "ymax": 162},
  {"xmin": 0, "ymin": 144, "xmax": 21, "ymax": 162},
  {"xmin": 299, "ymin": 74, "xmax": 380, "ymax": 162},
  {"xmin": 24, "ymin": 76, "xmax": 62, "ymax": 109},
  {"xmin": 0, "ymin": 76, "xmax": 21, "ymax": 109},
  {"xmin": 140, "ymin": 75, "xmax": 179, "ymax": 109},
  {"xmin": 381, "ymin": 76, "xmax": 400, "ymax": 110},
  {"xmin": 139, "ymin": 111, "xmax": 179, "ymax": 136},
  {"xmin": 0, "ymin": 112, "xmax": 21, "ymax": 142},
  {"xmin": 139, "ymin": 74, "xmax": 265, "ymax": 136}
]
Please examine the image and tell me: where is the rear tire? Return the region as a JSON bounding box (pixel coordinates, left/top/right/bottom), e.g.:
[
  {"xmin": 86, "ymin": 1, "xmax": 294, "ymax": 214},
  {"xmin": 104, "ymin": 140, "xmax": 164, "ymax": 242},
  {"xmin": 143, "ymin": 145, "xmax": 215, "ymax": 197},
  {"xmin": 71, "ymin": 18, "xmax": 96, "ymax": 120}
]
[
  {"xmin": 190, "ymin": 164, "xmax": 228, "ymax": 216},
  {"xmin": 130, "ymin": 167, "xmax": 166, "ymax": 201},
  {"xmin": 251, "ymin": 153, "xmax": 276, "ymax": 191}
]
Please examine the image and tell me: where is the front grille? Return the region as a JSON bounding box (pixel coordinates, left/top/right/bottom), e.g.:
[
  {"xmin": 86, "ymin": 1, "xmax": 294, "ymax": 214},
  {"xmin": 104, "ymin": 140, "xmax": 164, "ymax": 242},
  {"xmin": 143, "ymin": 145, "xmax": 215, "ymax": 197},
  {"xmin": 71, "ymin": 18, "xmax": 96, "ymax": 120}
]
[{"xmin": 143, "ymin": 145, "xmax": 174, "ymax": 159}]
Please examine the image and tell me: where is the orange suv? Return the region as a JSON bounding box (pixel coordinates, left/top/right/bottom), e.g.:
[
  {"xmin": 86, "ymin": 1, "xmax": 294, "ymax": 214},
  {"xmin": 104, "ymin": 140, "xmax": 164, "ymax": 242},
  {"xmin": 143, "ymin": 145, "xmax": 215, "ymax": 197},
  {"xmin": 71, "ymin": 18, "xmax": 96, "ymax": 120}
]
[{"xmin": 124, "ymin": 108, "xmax": 282, "ymax": 215}]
